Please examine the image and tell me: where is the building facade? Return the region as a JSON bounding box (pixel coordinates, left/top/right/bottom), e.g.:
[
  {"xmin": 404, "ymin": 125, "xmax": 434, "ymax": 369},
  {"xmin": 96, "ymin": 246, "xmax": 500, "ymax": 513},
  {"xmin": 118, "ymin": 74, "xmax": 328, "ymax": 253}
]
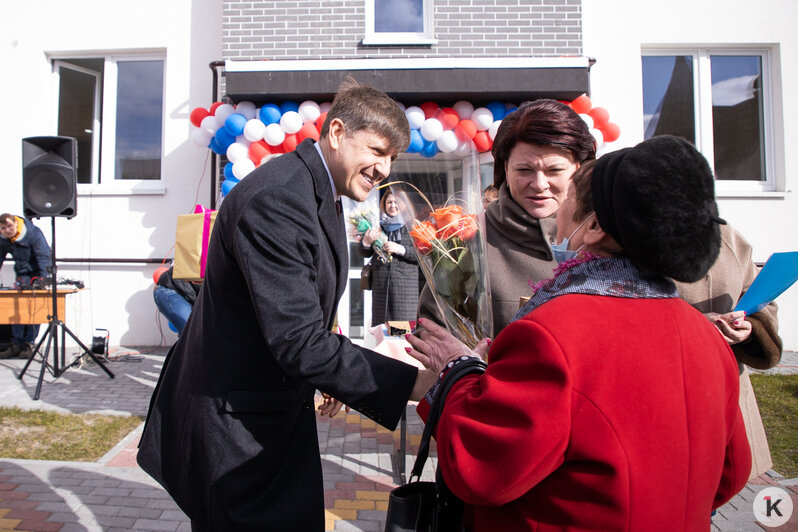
[{"xmin": 3, "ymin": 0, "xmax": 796, "ymax": 349}]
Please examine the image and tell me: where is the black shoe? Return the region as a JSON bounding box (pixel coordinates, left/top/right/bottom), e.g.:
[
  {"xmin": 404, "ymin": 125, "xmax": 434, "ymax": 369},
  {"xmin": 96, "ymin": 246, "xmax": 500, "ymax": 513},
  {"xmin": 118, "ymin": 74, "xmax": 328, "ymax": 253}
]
[
  {"xmin": 17, "ymin": 343, "xmax": 33, "ymax": 359},
  {"xmin": 0, "ymin": 344, "xmax": 22, "ymax": 359}
]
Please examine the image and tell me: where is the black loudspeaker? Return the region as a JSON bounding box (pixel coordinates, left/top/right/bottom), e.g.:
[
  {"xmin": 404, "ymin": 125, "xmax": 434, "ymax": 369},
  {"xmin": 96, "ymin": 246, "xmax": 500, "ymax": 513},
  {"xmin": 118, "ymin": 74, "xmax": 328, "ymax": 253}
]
[{"xmin": 22, "ymin": 136, "xmax": 78, "ymax": 219}]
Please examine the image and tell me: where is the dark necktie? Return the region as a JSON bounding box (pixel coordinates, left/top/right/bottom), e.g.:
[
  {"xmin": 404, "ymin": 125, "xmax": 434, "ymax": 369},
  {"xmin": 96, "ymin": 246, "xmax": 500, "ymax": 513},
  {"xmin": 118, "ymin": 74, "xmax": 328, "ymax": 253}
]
[{"xmin": 335, "ymin": 199, "xmax": 342, "ymax": 218}]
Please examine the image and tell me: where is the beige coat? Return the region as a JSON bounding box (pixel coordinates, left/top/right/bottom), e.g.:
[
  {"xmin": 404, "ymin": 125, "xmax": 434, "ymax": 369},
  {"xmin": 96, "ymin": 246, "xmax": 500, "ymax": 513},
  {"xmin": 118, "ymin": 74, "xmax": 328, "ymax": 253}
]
[
  {"xmin": 417, "ymin": 183, "xmax": 558, "ymax": 337},
  {"xmin": 675, "ymin": 223, "xmax": 782, "ymax": 479}
]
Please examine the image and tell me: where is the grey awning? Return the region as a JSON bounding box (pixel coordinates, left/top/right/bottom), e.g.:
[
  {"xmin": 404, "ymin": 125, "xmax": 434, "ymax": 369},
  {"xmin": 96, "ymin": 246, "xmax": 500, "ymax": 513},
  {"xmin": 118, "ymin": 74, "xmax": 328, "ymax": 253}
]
[{"xmin": 223, "ymin": 58, "xmax": 591, "ymax": 106}]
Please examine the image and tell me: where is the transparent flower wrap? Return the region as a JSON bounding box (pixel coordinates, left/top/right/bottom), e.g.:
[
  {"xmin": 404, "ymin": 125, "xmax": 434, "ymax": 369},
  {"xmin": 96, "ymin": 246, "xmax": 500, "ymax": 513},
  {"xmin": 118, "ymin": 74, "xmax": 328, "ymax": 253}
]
[
  {"xmin": 385, "ymin": 150, "xmax": 492, "ymax": 348},
  {"xmin": 343, "ymin": 190, "xmax": 391, "ymax": 263}
]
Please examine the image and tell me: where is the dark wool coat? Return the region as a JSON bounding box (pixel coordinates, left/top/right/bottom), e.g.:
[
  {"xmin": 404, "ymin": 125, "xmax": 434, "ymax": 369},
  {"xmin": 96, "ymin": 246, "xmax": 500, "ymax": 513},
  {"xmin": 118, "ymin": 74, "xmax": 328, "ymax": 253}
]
[
  {"xmin": 417, "ymin": 183, "xmax": 557, "ymax": 337},
  {"xmin": 137, "ymin": 140, "xmax": 418, "ymax": 531},
  {"xmin": 0, "ymin": 218, "xmax": 51, "ymax": 280},
  {"xmin": 421, "ymin": 295, "xmax": 750, "ymax": 531},
  {"xmin": 360, "ymin": 225, "xmax": 419, "ymax": 326}
]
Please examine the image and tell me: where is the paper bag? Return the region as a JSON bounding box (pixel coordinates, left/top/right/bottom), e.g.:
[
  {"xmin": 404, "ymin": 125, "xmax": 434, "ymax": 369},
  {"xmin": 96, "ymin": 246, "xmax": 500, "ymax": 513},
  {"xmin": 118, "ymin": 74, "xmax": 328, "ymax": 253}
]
[{"xmin": 173, "ymin": 205, "xmax": 217, "ymax": 281}]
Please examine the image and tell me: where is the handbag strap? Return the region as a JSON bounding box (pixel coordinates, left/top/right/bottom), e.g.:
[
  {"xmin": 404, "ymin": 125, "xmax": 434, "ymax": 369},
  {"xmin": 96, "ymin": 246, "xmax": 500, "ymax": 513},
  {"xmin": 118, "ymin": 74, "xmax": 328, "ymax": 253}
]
[{"xmin": 409, "ymin": 357, "xmax": 487, "ymax": 481}]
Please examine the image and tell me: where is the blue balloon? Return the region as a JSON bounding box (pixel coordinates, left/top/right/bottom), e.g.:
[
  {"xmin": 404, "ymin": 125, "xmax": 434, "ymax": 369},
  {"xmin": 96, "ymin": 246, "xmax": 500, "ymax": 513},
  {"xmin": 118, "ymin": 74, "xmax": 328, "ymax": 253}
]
[
  {"xmin": 224, "ymin": 113, "xmax": 247, "ymax": 137},
  {"xmin": 259, "ymin": 104, "xmax": 282, "ymax": 125},
  {"xmin": 223, "ymin": 162, "xmax": 235, "ymax": 181},
  {"xmin": 214, "ymin": 127, "xmax": 236, "ymax": 150},
  {"xmin": 209, "ymin": 137, "xmax": 226, "ymax": 155},
  {"xmin": 420, "ymin": 139, "xmax": 439, "ymax": 158},
  {"xmin": 168, "ymin": 321, "xmax": 178, "ymax": 333},
  {"xmin": 407, "ymin": 129, "xmax": 424, "ymax": 153},
  {"xmin": 280, "ymin": 101, "xmax": 299, "ymax": 114},
  {"xmin": 486, "ymin": 101, "xmax": 506, "ymax": 121},
  {"xmin": 505, "ymin": 105, "xmax": 518, "ymax": 117},
  {"xmin": 221, "ymin": 179, "xmax": 237, "ymax": 196}
]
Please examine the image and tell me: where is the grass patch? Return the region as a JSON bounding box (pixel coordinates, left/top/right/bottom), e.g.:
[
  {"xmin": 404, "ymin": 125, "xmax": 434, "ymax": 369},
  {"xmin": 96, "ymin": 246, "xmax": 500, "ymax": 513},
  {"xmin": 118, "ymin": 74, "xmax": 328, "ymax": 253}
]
[
  {"xmin": 750, "ymin": 373, "xmax": 798, "ymax": 478},
  {"xmin": 0, "ymin": 407, "xmax": 143, "ymax": 462}
]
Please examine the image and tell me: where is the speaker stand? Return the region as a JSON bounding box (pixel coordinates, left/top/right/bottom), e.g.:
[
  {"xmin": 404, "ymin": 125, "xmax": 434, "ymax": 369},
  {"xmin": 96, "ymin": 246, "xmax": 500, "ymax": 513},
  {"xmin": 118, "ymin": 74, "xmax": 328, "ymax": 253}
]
[{"xmin": 17, "ymin": 217, "xmax": 114, "ymax": 400}]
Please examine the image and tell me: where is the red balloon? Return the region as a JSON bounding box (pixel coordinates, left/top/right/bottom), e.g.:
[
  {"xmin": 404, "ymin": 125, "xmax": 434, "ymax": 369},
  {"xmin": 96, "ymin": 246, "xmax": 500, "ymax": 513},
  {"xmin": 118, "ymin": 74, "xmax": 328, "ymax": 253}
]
[
  {"xmin": 601, "ymin": 122, "xmax": 621, "ymax": 143},
  {"xmin": 282, "ymin": 133, "xmax": 299, "ymax": 152},
  {"xmin": 315, "ymin": 112, "xmax": 328, "ymax": 133},
  {"xmin": 438, "ymin": 107, "xmax": 460, "ymax": 130},
  {"xmin": 248, "ymin": 140, "xmax": 272, "ymax": 164},
  {"xmin": 570, "ymin": 94, "xmax": 592, "ymax": 115},
  {"xmin": 455, "ymin": 119, "xmax": 477, "ymax": 141},
  {"xmin": 153, "ymin": 266, "xmax": 169, "ymax": 284},
  {"xmin": 472, "ymin": 131, "xmax": 492, "ymax": 152},
  {"xmin": 297, "ymin": 122, "xmax": 320, "ymax": 142},
  {"xmin": 420, "ymin": 101, "xmax": 440, "ymax": 119},
  {"xmin": 588, "ymin": 107, "xmax": 610, "ymax": 130},
  {"xmin": 190, "ymin": 107, "xmax": 210, "ymax": 128},
  {"xmin": 209, "ymin": 101, "xmax": 224, "ymax": 114}
]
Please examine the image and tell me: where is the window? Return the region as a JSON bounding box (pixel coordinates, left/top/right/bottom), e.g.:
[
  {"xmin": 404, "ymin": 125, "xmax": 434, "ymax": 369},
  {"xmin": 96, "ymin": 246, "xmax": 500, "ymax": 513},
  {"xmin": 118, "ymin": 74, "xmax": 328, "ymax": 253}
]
[
  {"xmin": 642, "ymin": 48, "xmax": 777, "ymax": 192},
  {"xmin": 53, "ymin": 54, "xmax": 165, "ymax": 187},
  {"xmin": 363, "ymin": 0, "xmax": 436, "ymax": 46}
]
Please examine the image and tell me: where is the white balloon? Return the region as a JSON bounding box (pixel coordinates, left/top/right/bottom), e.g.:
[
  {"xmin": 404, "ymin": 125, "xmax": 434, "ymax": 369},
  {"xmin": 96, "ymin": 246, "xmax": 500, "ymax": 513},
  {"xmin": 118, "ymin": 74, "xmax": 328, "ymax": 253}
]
[
  {"xmin": 436, "ymin": 130, "xmax": 459, "ymax": 153},
  {"xmin": 235, "ymin": 135, "xmax": 252, "ymax": 147},
  {"xmin": 395, "ymin": 102, "xmax": 406, "ymax": 111},
  {"xmin": 243, "ymin": 119, "xmax": 266, "ymax": 142},
  {"xmin": 454, "ymin": 139, "xmax": 471, "ymax": 156},
  {"xmin": 319, "ymin": 102, "xmax": 333, "ymax": 113},
  {"xmin": 263, "ymin": 123, "xmax": 286, "ymax": 146},
  {"xmin": 200, "ymin": 115, "xmax": 219, "ymax": 134},
  {"xmin": 405, "ymin": 106, "xmax": 425, "ymax": 130},
  {"xmin": 214, "ymin": 103, "xmax": 235, "ymax": 127},
  {"xmin": 280, "ymin": 111, "xmax": 303, "ymax": 134},
  {"xmin": 488, "ymin": 120, "xmax": 502, "ymax": 141},
  {"xmin": 420, "ymin": 118, "xmax": 443, "ymax": 141},
  {"xmin": 190, "ymin": 127, "xmax": 213, "ymax": 148},
  {"xmin": 471, "ymin": 108, "xmax": 494, "ymax": 131},
  {"xmin": 590, "ymin": 127, "xmax": 604, "ymax": 147},
  {"xmin": 579, "ymin": 113, "xmax": 594, "ymax": 130},
  {"xmin": 453, "ymin": 100, "xmax": 475, "ymax": 120},
  {"xmin": 298, "ymin": 101, "xmax": 321, "ymax": 123},
  {"xmin": 232, "ymin": 158, "xmax": 256, "ymax": 180},
  {"xmin": 226, "ymin": 142, "xmax": 250, "ymax": 163},
  {"xmin": 236, "ymin": 101, "xmax": 257, "ymax": 120}
]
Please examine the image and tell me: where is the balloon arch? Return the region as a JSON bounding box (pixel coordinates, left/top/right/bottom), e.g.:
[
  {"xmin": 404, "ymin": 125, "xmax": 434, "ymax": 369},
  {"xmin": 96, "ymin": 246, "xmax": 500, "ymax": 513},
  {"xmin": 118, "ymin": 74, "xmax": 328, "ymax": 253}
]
[{"xmin": 188, "ymin": 94, "xmax": 620, "ymax": 197}]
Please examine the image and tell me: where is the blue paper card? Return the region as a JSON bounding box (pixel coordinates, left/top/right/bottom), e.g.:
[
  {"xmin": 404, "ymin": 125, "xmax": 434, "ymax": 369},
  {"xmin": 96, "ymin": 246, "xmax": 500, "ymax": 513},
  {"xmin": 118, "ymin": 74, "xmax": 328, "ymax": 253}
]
[{"xmin": 734, "ymin": 251, "xmax": 798, "ymax": 315}]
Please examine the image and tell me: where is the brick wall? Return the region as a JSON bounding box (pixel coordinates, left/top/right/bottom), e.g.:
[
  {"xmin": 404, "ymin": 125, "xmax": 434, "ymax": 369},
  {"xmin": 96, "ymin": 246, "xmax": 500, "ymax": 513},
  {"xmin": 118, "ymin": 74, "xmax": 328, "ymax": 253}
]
[{"xmin": 222, "ymin": 0, "xmax": 582, "ymax": 61}]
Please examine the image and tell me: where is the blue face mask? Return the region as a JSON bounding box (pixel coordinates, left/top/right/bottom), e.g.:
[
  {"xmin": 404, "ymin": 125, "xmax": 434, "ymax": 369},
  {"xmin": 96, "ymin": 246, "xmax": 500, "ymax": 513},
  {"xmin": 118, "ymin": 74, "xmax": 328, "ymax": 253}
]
[{"xmin": 551, "ymin": 213, "xmax": 594, "ymax": 264}]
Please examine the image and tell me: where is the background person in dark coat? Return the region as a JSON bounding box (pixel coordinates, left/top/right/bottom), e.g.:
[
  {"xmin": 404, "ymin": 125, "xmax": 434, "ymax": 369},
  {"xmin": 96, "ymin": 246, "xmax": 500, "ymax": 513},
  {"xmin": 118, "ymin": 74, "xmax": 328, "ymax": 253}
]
[
  {"xmin": 0, "ymin": 213, "xmax": 51, "ymax": 359},
  {"xmin": 137, "ymin": 79, "xmax": 435, "ymax": 531},
  {"xmin": 360, "ymin": 190, "xmax": 419, "ymax": 326}
]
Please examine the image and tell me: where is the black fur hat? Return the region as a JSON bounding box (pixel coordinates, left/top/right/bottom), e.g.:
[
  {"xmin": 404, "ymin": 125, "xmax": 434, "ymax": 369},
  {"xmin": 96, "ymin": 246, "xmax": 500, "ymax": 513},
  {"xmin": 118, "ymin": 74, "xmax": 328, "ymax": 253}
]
[{"xmin": 591, "ymin": 135, "xmax": 722, "ymax": 282}]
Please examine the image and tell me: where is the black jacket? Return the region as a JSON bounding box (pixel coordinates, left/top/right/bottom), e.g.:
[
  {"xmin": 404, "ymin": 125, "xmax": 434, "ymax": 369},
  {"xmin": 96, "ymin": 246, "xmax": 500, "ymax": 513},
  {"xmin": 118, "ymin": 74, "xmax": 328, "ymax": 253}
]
[{"xmin": 137, "ymin": 139, "xmax": 417, "ymax": 531}]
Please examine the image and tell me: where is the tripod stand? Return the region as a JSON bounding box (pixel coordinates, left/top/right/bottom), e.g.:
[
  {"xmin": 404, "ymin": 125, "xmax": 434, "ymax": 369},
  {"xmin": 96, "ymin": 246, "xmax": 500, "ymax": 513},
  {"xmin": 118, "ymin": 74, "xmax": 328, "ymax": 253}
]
[{"xmin": 17, "ymin": 217, "xmax": 114, "ymax": 400}]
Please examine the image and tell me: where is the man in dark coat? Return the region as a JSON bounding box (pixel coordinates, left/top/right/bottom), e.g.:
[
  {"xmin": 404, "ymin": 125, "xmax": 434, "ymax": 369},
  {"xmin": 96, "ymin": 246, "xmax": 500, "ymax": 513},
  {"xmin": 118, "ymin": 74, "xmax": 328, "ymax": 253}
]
[
  {"xmin": 0, "ymin": 213, "xmax": 51, "ymax": 359},
  {"xmin": 137, "ymin": 80, "xmax": 434, "ymax": 531}
]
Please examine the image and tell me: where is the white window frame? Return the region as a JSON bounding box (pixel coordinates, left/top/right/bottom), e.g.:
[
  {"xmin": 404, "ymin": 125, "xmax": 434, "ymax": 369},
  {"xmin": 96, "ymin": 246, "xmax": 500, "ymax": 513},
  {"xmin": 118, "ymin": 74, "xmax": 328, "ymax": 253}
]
[
  {"xmin": 363, "ymin": 0, "xmax": 437, "ymax": 46},
  {"xmin": 50, "ymin": 52, "xmax": 167, "ymax": 196},
  {"xmin": 642, "ymin": 46, "xmax": 781, "ymax": 196}
]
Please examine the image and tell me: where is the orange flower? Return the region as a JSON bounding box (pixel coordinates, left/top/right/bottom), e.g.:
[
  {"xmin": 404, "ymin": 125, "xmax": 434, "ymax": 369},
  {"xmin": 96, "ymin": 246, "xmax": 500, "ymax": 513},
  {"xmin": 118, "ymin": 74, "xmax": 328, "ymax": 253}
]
[
  {"xmin": 432, "ymin": 205, "xmax": 478, "ymax": 241},
  {"xmin": 409, "ymin": 221, "xmax": 436, "ymax": 255}
]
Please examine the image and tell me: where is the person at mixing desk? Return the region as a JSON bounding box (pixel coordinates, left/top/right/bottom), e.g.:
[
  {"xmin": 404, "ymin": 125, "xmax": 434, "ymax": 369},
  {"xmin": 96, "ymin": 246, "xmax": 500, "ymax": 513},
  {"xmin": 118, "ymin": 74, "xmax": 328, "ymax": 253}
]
[{"xmin": 0, "ymin": 213, "xmax": 51, "ymax": 359}]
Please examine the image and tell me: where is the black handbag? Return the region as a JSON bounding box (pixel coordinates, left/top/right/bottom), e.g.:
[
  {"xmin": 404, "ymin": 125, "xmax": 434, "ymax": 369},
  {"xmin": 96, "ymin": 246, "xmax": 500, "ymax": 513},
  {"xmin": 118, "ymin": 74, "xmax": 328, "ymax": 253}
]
[
  {"xmin": 360, "ymin": 259, "xmax": 373, "ymax": 290},
  {"xmin": 385, "ymin": 358, "xmax": 488, "ymax": 532}
]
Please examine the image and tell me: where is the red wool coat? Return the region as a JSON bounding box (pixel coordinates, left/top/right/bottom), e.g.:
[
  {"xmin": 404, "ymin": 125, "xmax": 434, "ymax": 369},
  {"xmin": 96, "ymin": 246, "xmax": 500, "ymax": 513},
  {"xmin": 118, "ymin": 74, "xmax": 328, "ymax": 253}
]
[{"xmin": 422, "ymin": 294, "xmax": 751, "ymax": 531}]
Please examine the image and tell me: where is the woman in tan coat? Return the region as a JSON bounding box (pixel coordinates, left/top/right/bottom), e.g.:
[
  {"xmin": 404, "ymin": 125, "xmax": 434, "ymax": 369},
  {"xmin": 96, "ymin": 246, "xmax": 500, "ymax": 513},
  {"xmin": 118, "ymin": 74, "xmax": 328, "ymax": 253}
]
[
  {"xmin": 418, "ymin": 99, "xmax": 596, "ymax": 336},
  {"xmin": 676, "ymin": 222, "xmax": 782, "ymax": 479}
]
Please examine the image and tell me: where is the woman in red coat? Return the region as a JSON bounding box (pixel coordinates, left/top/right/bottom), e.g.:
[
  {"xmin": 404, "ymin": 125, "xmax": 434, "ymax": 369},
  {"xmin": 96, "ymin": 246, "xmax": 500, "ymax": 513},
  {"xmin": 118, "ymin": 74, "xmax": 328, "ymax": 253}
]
[{"xmin": 407, "ymin": 136, "xmax": 751, "ymax": 531}]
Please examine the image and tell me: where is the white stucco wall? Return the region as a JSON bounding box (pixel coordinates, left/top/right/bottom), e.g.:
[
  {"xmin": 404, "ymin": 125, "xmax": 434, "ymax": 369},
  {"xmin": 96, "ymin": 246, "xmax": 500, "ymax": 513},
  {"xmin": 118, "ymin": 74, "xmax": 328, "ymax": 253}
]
[
  {"xmin": 1, "ymin": 0, "xmax": 222, "ymax": 346},
  {"xmin": 583, "ymin": 0, "xmax": 798, "ymax": 349}
]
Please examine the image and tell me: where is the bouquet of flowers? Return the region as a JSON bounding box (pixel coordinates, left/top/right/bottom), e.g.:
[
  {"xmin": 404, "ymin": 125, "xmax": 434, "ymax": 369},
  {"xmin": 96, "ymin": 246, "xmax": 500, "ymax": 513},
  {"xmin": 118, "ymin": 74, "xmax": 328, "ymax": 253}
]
[
  {"xmin": 387, "ymin": 178, "xmax": 493, "ymax": 349},
  {"xmin": 346, "ymin": 193, "xmax": 391, "ymax": 263}
]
